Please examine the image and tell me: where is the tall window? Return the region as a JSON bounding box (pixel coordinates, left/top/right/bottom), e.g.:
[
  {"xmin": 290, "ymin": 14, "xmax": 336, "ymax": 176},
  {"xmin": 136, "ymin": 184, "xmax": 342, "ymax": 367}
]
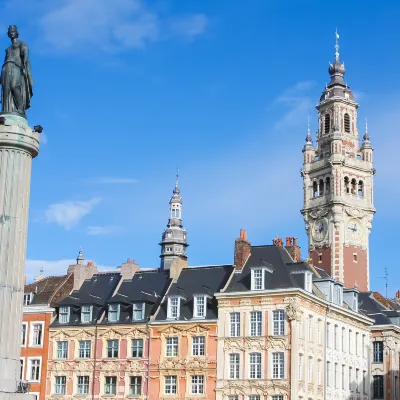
[
  {"xmin": 106, "ymin": 340, "xmax": 119, "ymax": 358},
  {"xmin": 59, "ymin": 306, "xmax": 69, "ymax": 324},
  {"xmin": 104, "ymin": 377, "xmax": 117, "ymax": 395},
  {"xmin": 23, "ymin": 293, "xmax": 33, "ymax": 305},
  {"xmin": 249, "ymin": 352, "xmax": 261, "ymax": 379},
  {"xmin": 326, "ymin": 361, "xmax": 331, "ymax": 387},
  {"xmin": 31, "ymin": 323, "xmax": 43, "ymax": 346},
  {"xmin": 79, "ymin": 340, "xmax": 91, "ymax": 359},
  {"xmin": 298, "ymin": 318, "xmax": 303, "ymax": 339},
  {"xmin": 54, "ymin": 376, "xmax": 66, "ymax": 395},
  {"xmin": 326, "ymin": 323, "xmax": 331, "ymax": 348},
  {"xmin": 250, "ymin": 311, "xmax": 262, "ymax": 336},
  {"xmin": 29, "ymin": 359, "xmax": 41, "ymax": 381},
  {"xmin": 324, "ymin": 113, "xmax": 330, "ymax": 134},
  {"xmin": 373, "ymin": 375, "xmax": 384, "ymax": 398},
  {"xmin": 108, "ymin": 304, "xmax": 119, "ymax": 322},
  {"xmin": 349, "ymin": 367, "xmax": 353, "ymax": 391},
  {"xmin": 363, "ymin": 371, "xmax": 367, "ymax": 394},
  {"xmin": 132, "ymin": 339, "xmax": 143, "ymax": 358},
  {"xmin": 358, "ymin": 180, "xmax": 364, "ymax": 197},
  {"xmin": 273, "ymin": 310, "xmax": 285, "ymax": 336},
  {"xmin": 249, "ymin": 396, "xmax": 260, "ymax": 400},
  {"xmin": 298, "ymin": 354, "xmax": 303, "ymax": 380},
  {"xmin": 192, "ymin": 336, "xmax": 205, "ymax": 356},
  {"xmin": 272, "ymin": 396, "xmax": 283, "ymax": 400},
  {"xmin": 317, "ymin": 320, "xmax": 321, "ymax": 344},
  {"xmin": 164, "ymin": 376, "xmax": 177, "ymax": 394},
  {"xmin": 373, "ymin": 342, "xmax": 383, "ymax": 363},
  {"xmin": 334, "ymin": 363, "xmax": 338, "ymax": 388},
  {"xmin": 349, "ymin": 330, "xmax": 353, "ymax": 353},
  {"xmin": 194, "ymin": 296, "xmax": 206, "ymax": 318},
  {"xmin": 166, "ymin": 337, "xmax": 178, "ymax": 357},
  {"xmin": 319, "ymin": 179, "xmax": 324, "ymax": 195},
  {"xmin": 191, "ymin": 375, "xmax": 204, "ymax": 394},
  {"xmin": 313, "ymin": 181, "xmax": 318, "ymax": 197},
  {"xmin": 305, "ymin": 272, "xmax": 312, "ymax": 292},
  {"xmin": 21, "ymin": 324, "xmax": 27, "ymax": 346},
  {"xmin": 81, "ymin": 305, "xmax": 92, "ymax": 323},
  {"xmin": 356, "ymin": 332, "xmax": 359, "ymax": 355},
  {"xmin": 326, "ymin": 177, "xmax": 331, "ymax": 194},
  {"xmin": 342, "ymin": 328, "xmax": 346, "ymax": 352},
  {"xmin": 251, "ymin": 268, "xmax": 264, "ymax": 290},
  {"xmin": 334, "ymin": 325, "xmax": 338, "ymax": 349},
  {"xmin": 77, "ymin": 376, "xmax": 89, "ymax": 394},
  {"xmin": 230, "ymin": 312, "xmax": 240, "ymax": 337},
  {"xmin": 356, "ymin": 368, "xmax": 360, "ymax": 392},
  {"xmin": 272, "ymin": 352, "xmax": 284, "ymax": 379},
  {"xmin": 344, "ymin": 113, "xmax": 350, "ymax": 133},
  {"xmin": 308, "ymin": 358, "xmax": 313, "ymax": 383},
  {"xmin": 132, "ymin": 303, "xmax": 144, "ymax": 321},
  {"xmin": 344, "ymin": 177, "xmax": 350, "ymax": 194},
  {"xmin": 362, "ymin": 334, "xmax": 366, "ymax": 357},
  {"xmin": 308, "ymin": 316, "xmax": 313, "ymax": 341},
  {"xmin": 129, "ymin": 376, "xmax": 142, "ymax": 395},
  {"xmin": 351, "ymin": 178, "xmax": 357, "ymax": 195},
  {"xmin": 57, "ymin": 341, "xmax": 68, "ymax": 359},
  {"xmin": 167, "ymin": 297, "xmax": 179, "ymax": 319},
  {"xmin": 317, "ymin": 360, "xmax": 321, "ymax": 385},
  {"xmin": 229, "ymin": 353, "xmax": 240, "ymax": 379},
  {"xmin": 342, "ymin": 365, "xmax": 345, "ymax": 389}
]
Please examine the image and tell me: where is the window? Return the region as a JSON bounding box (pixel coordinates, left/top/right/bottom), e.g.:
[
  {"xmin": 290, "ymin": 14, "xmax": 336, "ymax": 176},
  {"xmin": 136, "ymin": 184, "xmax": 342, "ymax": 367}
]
[
  {"xmin": 305, "ymin": 272, "xmax": 312, "ymax": 293},
  {"xmin": 356, "ymin": 332, "xmax": 359, "ymax": 355},
  {"xmin": 31, "ymin": 323, "xmax": 43, "ymax": 346},
  {"xmin": 363, "ymin": 371, "xmax": 367, "ymax": 394},
  {"xmin": 79, "ymin": 340, "xmax": 91, "ymax": 358},
  {"xmin": 194, "ymin": 296, "xmax": 206, "ymax": 318},
  {"xmin": 308, "ymin": 316, "xmax": 313, "ymax": 341},
  {"xmin": 54, "ymin": 376, "xmax": 66, "ymax": 395},
  {"xmin": 351, "ymin": 178, "xmax": 357, "ymax": 195},
  {"xmin": 230, "ymin": 312, "xmax": 240, "ymax": 337},
  {"xmin": 326, "ymin": 361, "xmax": 331, "ymax": 387},
  {"xmin": 249, "ymin": 352, "xmax": 261, "ymax": 379},
  {"xmin": 334, "ymin": 325, "xmax": 338, "ymax": 349},
  {"xmin": 273, "ymin": 310, "xmax": 285, "ymax": 336},
  {"xmin": 106, "ymin": 339, "xmax": 119, "ymax": 358},
  {"xmin": 326, "ymin": 177, "xmax": 331, "ymax": 194},
  {"xmin": 272, "ymin": 352, "xmax": 284, "ymax": 379},
  {"xmin": 342, "ymin": 365, "xmax": 345, "ymax": 389},
  {"xmin": 317, "ymin": 361, "xmax": 321, "ymax": 385},
  {"xmin": 23, "ymin": 293, "xmax": 33, "ymax": 306},
  {"xmin": 171, "ymin": 206, "xmax": 180, "ymax": 218},
  {"xmin": 251, "ymin": 268, "xmax": 264, "ymax": 290},
  {"xmin": 57, "ymin": 341, "xmax": 68, "ymax": 359},
  {"xmin": 104, "ymin": 376, "xmax": 117, "ymax": 395},
  {"xmin": 250, "ymin": 311, "xmax": 262, "ymax": 336},
  {"xmin": 373, "ymin": 375, "xmax": 384, "ymax": 398},
  {"xmin": 373, "ymin": 342, "xmax": 383, "ymax": 363},
  {"xmin": 77, "ymin": 376, "xmax": 89, "ymax": 394},
  {"xmin": 349, "ymin": 367, "xmax": 353, "ymax": 391},
  {"xmin": 192, "ymin": 336, "xmax": 205, "ymax": 356},
  {"xmin": 130, "ymin": 303, "xmax": 144, "ymax": 321},
  {"xmin": 132, "ymin": 339, "xmax": 144, "ymax": 358},
  {"xmin": 349, "ymin": 330, "xmax": 352, "ymax": 353},
  {"xmin": 318, "ymin": 253, "xmax": 322, "ymax": 263},
  {"xmin": 167, "ymin": 297, "xmax": 180, "ymax": 319},
  {"xmin": 308, "ymin": 358, "xmax": 313, "ymax": 383},
  {"xmin": 324, "ymin": 113, "xmax": 330, "ymax": 134},
  {"xmin": 342, "ymin": 328, "xmax": 346, "ymax": 352},
  {"xmin": 313, "ymin": 181, "xmax": 318, "ymax": 198},
  {"xmin": 344, "ymin": 113, "xmax": 350, "ymax": 133},
  {"xmin": 317, "ymin": 320, "xmax": 321, "ymax": 344},
  {"xmin": 249, "ymin": 396, "xmax": 260, "ymax": 400},
  {"xmin": 228, "ymin": 397, "xmax": 238, "ymax": 400},
  {"xmin": 272, "ymin": 397, "xmax": 283, "ymax": 400},
  {"xmin": 164, "ymin": 376, "xmax": 177, "ymax": 394},
  {"xmin": 298, "ymin": 354, "xmax": 303, "ymax": 380},
  {"xmin": 298, "ymin": 318, "xmax": 303, "ymax": 339},
  {"xmin": 166, "ymin": 337, "xmax": 178, "ymax": 357},
  {"xmin": 129, "ymin": 376, "xmax": 142, "ymax": 396},
  {"xmin": 356, "ymin": 368, "xmax": 360, "ymax": 392},
  {"xmin": 344, "ymin": 177, "xmax": 350, "ymax": 194},
  {"xmin": 334, "ymin": 363, "xmax": 338, "ymax": 388},
  {"xmin": 20, "ymin": 359, "xmax": 24, "ymax": 380},
  {"xmin": 108, "ymin": 304, "xmax": 119, "ymax": 322},
  {"xmin": 59, "ymin": 306, "xmax": 69, "ymax": 324},
  {"xmin": 327, "ymin": 323, "xmax": 331, "ymax": 348},
  {"xmin": 362, "ymin": 334, "xmax": 366, "ymax": 357},
  {"xmin": 81, "ymin": 305, "xmax": 92, "ymax": 323},
  {"xmin": 191, "ymin": 375, "xmax": 204, "ymax": 394},
  {"xmin": 21, "ymin": 323, "xmax": 27, "ymax": 346},
  {"xmin": 358, "ymin": 180, "xmax": 364, "ymax": 197},
  {"xmin": 229, "ymin": 353, "xmax": 240, "ymax": 379},
  {"xmin": 319, "ymin": 179, "xmax": 324, "ymax": 195}
]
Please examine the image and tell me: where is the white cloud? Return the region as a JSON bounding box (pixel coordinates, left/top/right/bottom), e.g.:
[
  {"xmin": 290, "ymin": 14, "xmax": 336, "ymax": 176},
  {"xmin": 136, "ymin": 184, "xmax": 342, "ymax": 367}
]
[
  {"xmin": 37, "ymin": 0, "xmax": 208, "ymax": 53},
  {"xmin": 86, "ymin": 226, "xmax": 118, "ymax": 236},
  {"xmin": 92, "ymin": 177, "xmax": 139, "ymax": 184},
  {"xmin": 45, "ymin": 198, "xmax": 101, "ymax": 230}
]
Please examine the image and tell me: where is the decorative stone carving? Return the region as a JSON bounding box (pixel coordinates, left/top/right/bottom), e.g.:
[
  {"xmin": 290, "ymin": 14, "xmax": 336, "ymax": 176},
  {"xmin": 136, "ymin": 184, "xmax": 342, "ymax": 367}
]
[
  {"xmin": 223, "ymin": 338, "xmax": 246, "ymax": 352},
  {"xmin": 285, "ymin": 302, "xmax": 300, "ymax": 321},
  {"xmin": 310, "ymin": 207, "xmax": 329, "ymax": 219},
  {"xmin": 239, "ymin": 299, "xmax": 252, "ymax": 306},
  {"xmin": 261, "ymin": 297, "xmax": 273, "ymax": 305},
  {"xmin": 345, "ymin": 207, "xmax": 366, "ymax": 219},
  {"xmin": 218, "ymin": 300, "xmax": 231, "ymax": 307},
  {"xmin": 267, "ymin": 336, "xmax": 291, "ymax": 350},
  {"xmin": 219, "ymin": 380, "xmax": 290, "ymax": 396}
]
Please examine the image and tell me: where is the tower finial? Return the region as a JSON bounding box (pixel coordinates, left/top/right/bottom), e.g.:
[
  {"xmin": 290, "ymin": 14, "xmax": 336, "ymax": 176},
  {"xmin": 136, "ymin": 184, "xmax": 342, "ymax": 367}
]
[
  {"xmin": 363, "ymin": 118, "xmax": 370, "ymax": 142},
  {"xmin": 175, "ymin": 167, "xmax": 179, "ymax": 188},
  {"xmin": 305, "ymin": 116, "xmax": 313, "ymax": 144},
  {"xmin": 335, "ymin": 28, "xmax": 340, "ymax": 61}
]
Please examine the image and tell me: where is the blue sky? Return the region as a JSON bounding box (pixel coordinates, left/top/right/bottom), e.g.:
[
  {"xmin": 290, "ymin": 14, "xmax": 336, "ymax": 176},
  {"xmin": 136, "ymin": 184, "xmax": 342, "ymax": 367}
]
[{"xmin": 5, "ymin": 0, "xmax": 398, "ymax": 294}]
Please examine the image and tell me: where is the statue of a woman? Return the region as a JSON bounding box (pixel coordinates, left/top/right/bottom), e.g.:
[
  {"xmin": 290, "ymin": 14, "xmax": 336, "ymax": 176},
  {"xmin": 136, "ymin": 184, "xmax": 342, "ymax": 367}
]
[{"xmin": 0, "ymin": 25, "xmax": 33, "ymax": 117}]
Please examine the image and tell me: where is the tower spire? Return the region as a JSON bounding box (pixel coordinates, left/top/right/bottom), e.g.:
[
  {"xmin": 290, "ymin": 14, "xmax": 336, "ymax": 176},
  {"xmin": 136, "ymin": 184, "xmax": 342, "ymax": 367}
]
[
  {"xmin": 77, "ymin": 247, "xmax": 84, "ymax": 265},
  {"xmin": 335, "ymin": 28, "xmax": 340, "ymax": 61}
]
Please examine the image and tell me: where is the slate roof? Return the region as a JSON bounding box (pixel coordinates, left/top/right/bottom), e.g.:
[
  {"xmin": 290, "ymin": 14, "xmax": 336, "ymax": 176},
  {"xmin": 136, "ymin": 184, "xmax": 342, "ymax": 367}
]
[
  {"xmin": 155, "ymin": 265, "xmax": 234, "ymax": 321},
  {"xmin": 24, "ymin": 274, "xmax": 73, "ymax": 307},
  {"xmin": 358, "ymin": 292, "xmax": 400, "ymax": 326}
]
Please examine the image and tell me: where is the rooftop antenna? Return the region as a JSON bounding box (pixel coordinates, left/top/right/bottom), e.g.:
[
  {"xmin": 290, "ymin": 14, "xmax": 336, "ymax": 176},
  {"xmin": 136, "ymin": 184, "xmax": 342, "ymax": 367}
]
[
  {"xmin": 335, "ymin": 28, "xmax": 340, "ymax": 61},
  {"xmin": 377, "ymin": 267, "xmax": 388, "ymax": 298}
]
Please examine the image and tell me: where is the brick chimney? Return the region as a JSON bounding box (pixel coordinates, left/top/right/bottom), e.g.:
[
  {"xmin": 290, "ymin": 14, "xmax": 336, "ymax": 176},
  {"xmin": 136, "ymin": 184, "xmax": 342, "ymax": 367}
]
[
  {"xmin": 67, "ymin": 260, "xmax": 97, "ymax": 291},
  {"xmin": 272, "ymin": 237, "xmax": 283, "ymax": 247},
  {"xmin": 286, "ymin": 237, "xmax": 301, "ymax": 262},
  {"xmin": 119, "ymin": 259, "xmax": 140, "ymax": 281},
  {"xmin": 234, "ymin": 229, "xmax": 251, "ymax": 271},
  {"xmin": 396, "ymin": 290, "xmax": 400, "ymax": 299}
]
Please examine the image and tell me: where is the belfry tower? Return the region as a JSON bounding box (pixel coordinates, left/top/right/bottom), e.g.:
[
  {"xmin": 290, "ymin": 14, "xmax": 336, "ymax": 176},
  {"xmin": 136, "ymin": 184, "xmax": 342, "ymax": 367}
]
[{"xmin": 301, "ymin": 32, "xmax": 375, "ymax": 291}]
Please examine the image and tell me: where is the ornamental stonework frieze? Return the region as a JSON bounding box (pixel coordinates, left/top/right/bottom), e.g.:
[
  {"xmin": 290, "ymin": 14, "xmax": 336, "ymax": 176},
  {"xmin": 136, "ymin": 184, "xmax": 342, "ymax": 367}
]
[
  {"xmin": 100, "ymin": 361, "xmax": 125, "ymax": 372},
  {"xmin": 126, "ymin": 360, "xmax": 146, "ymax": 372},
  {"xmin": 157, "ymin": 358, "xmax": 184, "ymax": 370},
  {"xmin": 261, "ymin": 297, "xmax": 273, "ymax": 305},
  {"xmin": 317, "ymin": 385, "xmax": 323, "ymax": 396},
  {"xmin": 309, "ymin": 207, "xmax": 329, "ymax": 219},
  {"xmin": 345, "ymin": 206, "xmax": 366, "ymax": 219},
  {"xmin": 68, "ymin": 328, "xmax": 95, "ymax": 340},
  {"xmin": 218, "ymin": 300, "xmax": 231, "ymax": 307},
  {"xmin": 220, "ymin": 380, "xmax": 290, "ymax": 396},
  {"xmin": 308, "ymin": 383, "xmax": 315, "ymax": 393},
  {"xmin": 76, "ymin": 361, "xmax": 94, "ymax": 372},
  {"xmin": 48, "ymin": 361, "xmax": 74, "ymax": 372},
  {"xmin": 49, "ymin": 329, "xmax": 73, "ymax": 340},
  {"xmin": 184, "ymin": 397, "xmax": 207, "ymax": 400},
  {"xmin": 98, "ymin": 327, "xmax": 128, "ymax": 339},
  {"xmin": 239, "ymin": 299, "xmax": 252, "ymax": 306},
  {"xmin": 267, "ymin": 336, "xmax": 291, "ymax": 350},
  {"xmin": 244, "ymin": 337, "xmax": 266, "ymax": 350},
  {"xmin": 224, "ymin": 338, "xmax": 246, "ymax": 352}
]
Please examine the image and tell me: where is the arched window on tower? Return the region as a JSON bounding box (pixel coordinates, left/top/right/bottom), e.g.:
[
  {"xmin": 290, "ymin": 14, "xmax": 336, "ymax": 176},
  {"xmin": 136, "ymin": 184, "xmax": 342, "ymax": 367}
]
[
  {"xmin": 326, "ymin": 177, "xmax": 331, "ymax": 194},
  {"xmin": 171, "ymin": 206, "xmax": 180, "ymax": 218},
  {"xmin": 358, "ymin": 181, "xmax": 364, "ymax": 197},
  {"xmin": 324, "ymin": 114, "xmax": 330, "ymax": 134},
  {"xmin": 351, "ymin": 179, "xmax": 357, "ymax": 195},
  {"xmin": 319, "ymin": 179, "xmax": 324, "ymax": 196},
  {"xmin": 344, "ymin": 177, "xmax": 350, "ymax": 194},
  {"xmin": 313, "ymin": 181, "xmax": 318, "ymax": 198},
  {"xmin": 344, "ymin": 113, "xmax": 350, "ymax": 133}
]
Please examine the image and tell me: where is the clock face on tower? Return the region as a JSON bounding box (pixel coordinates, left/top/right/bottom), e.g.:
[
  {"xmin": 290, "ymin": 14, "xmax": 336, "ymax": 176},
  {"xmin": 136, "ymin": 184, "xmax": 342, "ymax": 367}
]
[
  {"xmin": 347, "ymin": 218, "xmax": 363, "ymax": 242},
  {"xmin": 312, "ymin": 218, "xmax": 328, "ymax": 242}
]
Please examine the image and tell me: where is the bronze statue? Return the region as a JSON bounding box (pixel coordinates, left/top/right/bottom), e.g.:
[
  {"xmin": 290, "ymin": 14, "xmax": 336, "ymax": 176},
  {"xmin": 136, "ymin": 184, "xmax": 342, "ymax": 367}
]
[{"xmin": 0, "ymin": 25, "xmax": 33, "ymax": 117}]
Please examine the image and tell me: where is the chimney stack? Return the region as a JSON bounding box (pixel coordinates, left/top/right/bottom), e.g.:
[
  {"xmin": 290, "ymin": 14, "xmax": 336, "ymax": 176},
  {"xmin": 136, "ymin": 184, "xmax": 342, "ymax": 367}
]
[
  {"xmin": 286, "ymin": 237, "xmax": 292, "ymax": 246},
  {"xmin": 272, "ymin": 237, "xmax": 283, "ymax": 247},
  {"xmin": 396, "ymin": 290, "xmax": 400, "ymax": 299},
  {"xmin": 286, "ymin": 236, "xmax": 301, "ymax": 262},
  {"xmin": 234, "ymin": 229, "xmax": 251, "ymax": 271}
]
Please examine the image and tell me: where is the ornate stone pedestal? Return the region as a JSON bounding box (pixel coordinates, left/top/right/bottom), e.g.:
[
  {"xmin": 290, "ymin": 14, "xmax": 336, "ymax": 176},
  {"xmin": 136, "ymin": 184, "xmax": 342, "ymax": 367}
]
[{"xmin": 0, "ymin": 114, "xmax": 39, "ymax": 400}]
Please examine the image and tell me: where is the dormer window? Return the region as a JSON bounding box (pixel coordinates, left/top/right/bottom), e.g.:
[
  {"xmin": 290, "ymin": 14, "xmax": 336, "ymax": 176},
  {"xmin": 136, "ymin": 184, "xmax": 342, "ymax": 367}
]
[
  {"xmin": 133, "ymin": 303, "xmax": 144, "ymax": 321},
  {"xmin": 23, "ymin": 293, "xmax": 33, "ymax": 306},
  {"xmin": 167, "ymin": 297, "xmax": 180, "ymax": 319},
  {"xmin": 305, "ymin": 272, "xmax": 313, "ymax": 293},
  {"xmin": 251, "ymin": 267, "xmax": 265, "ymax": 290},
  {"xmin": 108, "ymin": 304, "xmax": 120, "ymax": 322},
  {"xmin": 81, "ymin": 305, "xmax": 92, "ymax": 323},
  {"xmin": 194, "ymin": 296, "xmax": 206, "ymax": 318},
  {"xmin": 59, "ymin": 306, "xmax": 70, "ymax": 324}
]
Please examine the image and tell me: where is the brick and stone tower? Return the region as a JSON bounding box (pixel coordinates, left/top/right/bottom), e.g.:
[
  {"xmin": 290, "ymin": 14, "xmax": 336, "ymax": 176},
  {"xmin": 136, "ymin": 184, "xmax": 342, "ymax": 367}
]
[
  {"xmin": 0, "ymin": 114, "xmax": 40, "ymax": 399},
  {"xmin": 159, "ymin": 173, "xmax": 188, "ymax": 270},
  {"xmin": 301, "ymin": 32, "xmax": 375, "ymax": 291}
]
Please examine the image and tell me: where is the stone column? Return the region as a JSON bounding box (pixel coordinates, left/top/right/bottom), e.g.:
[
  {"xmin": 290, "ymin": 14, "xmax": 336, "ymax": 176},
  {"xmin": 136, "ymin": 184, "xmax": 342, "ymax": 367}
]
[{"xmin": 0, "ymin": 114, "xmax": 39, "ymax": 399}]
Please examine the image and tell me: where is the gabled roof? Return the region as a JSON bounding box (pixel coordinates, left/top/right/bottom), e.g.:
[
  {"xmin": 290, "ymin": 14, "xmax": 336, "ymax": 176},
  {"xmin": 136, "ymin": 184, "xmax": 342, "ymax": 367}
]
[{"xmin": 358, "ymin": 292, "xmax": 400, "ymax": 326}]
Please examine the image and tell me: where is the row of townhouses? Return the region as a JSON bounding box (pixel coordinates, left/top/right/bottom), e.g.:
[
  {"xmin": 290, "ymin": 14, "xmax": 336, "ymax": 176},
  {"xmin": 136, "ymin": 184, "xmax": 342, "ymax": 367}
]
[{"xmin": 19, "ymin": 37, "xmax": 400, "ymax": 400}]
